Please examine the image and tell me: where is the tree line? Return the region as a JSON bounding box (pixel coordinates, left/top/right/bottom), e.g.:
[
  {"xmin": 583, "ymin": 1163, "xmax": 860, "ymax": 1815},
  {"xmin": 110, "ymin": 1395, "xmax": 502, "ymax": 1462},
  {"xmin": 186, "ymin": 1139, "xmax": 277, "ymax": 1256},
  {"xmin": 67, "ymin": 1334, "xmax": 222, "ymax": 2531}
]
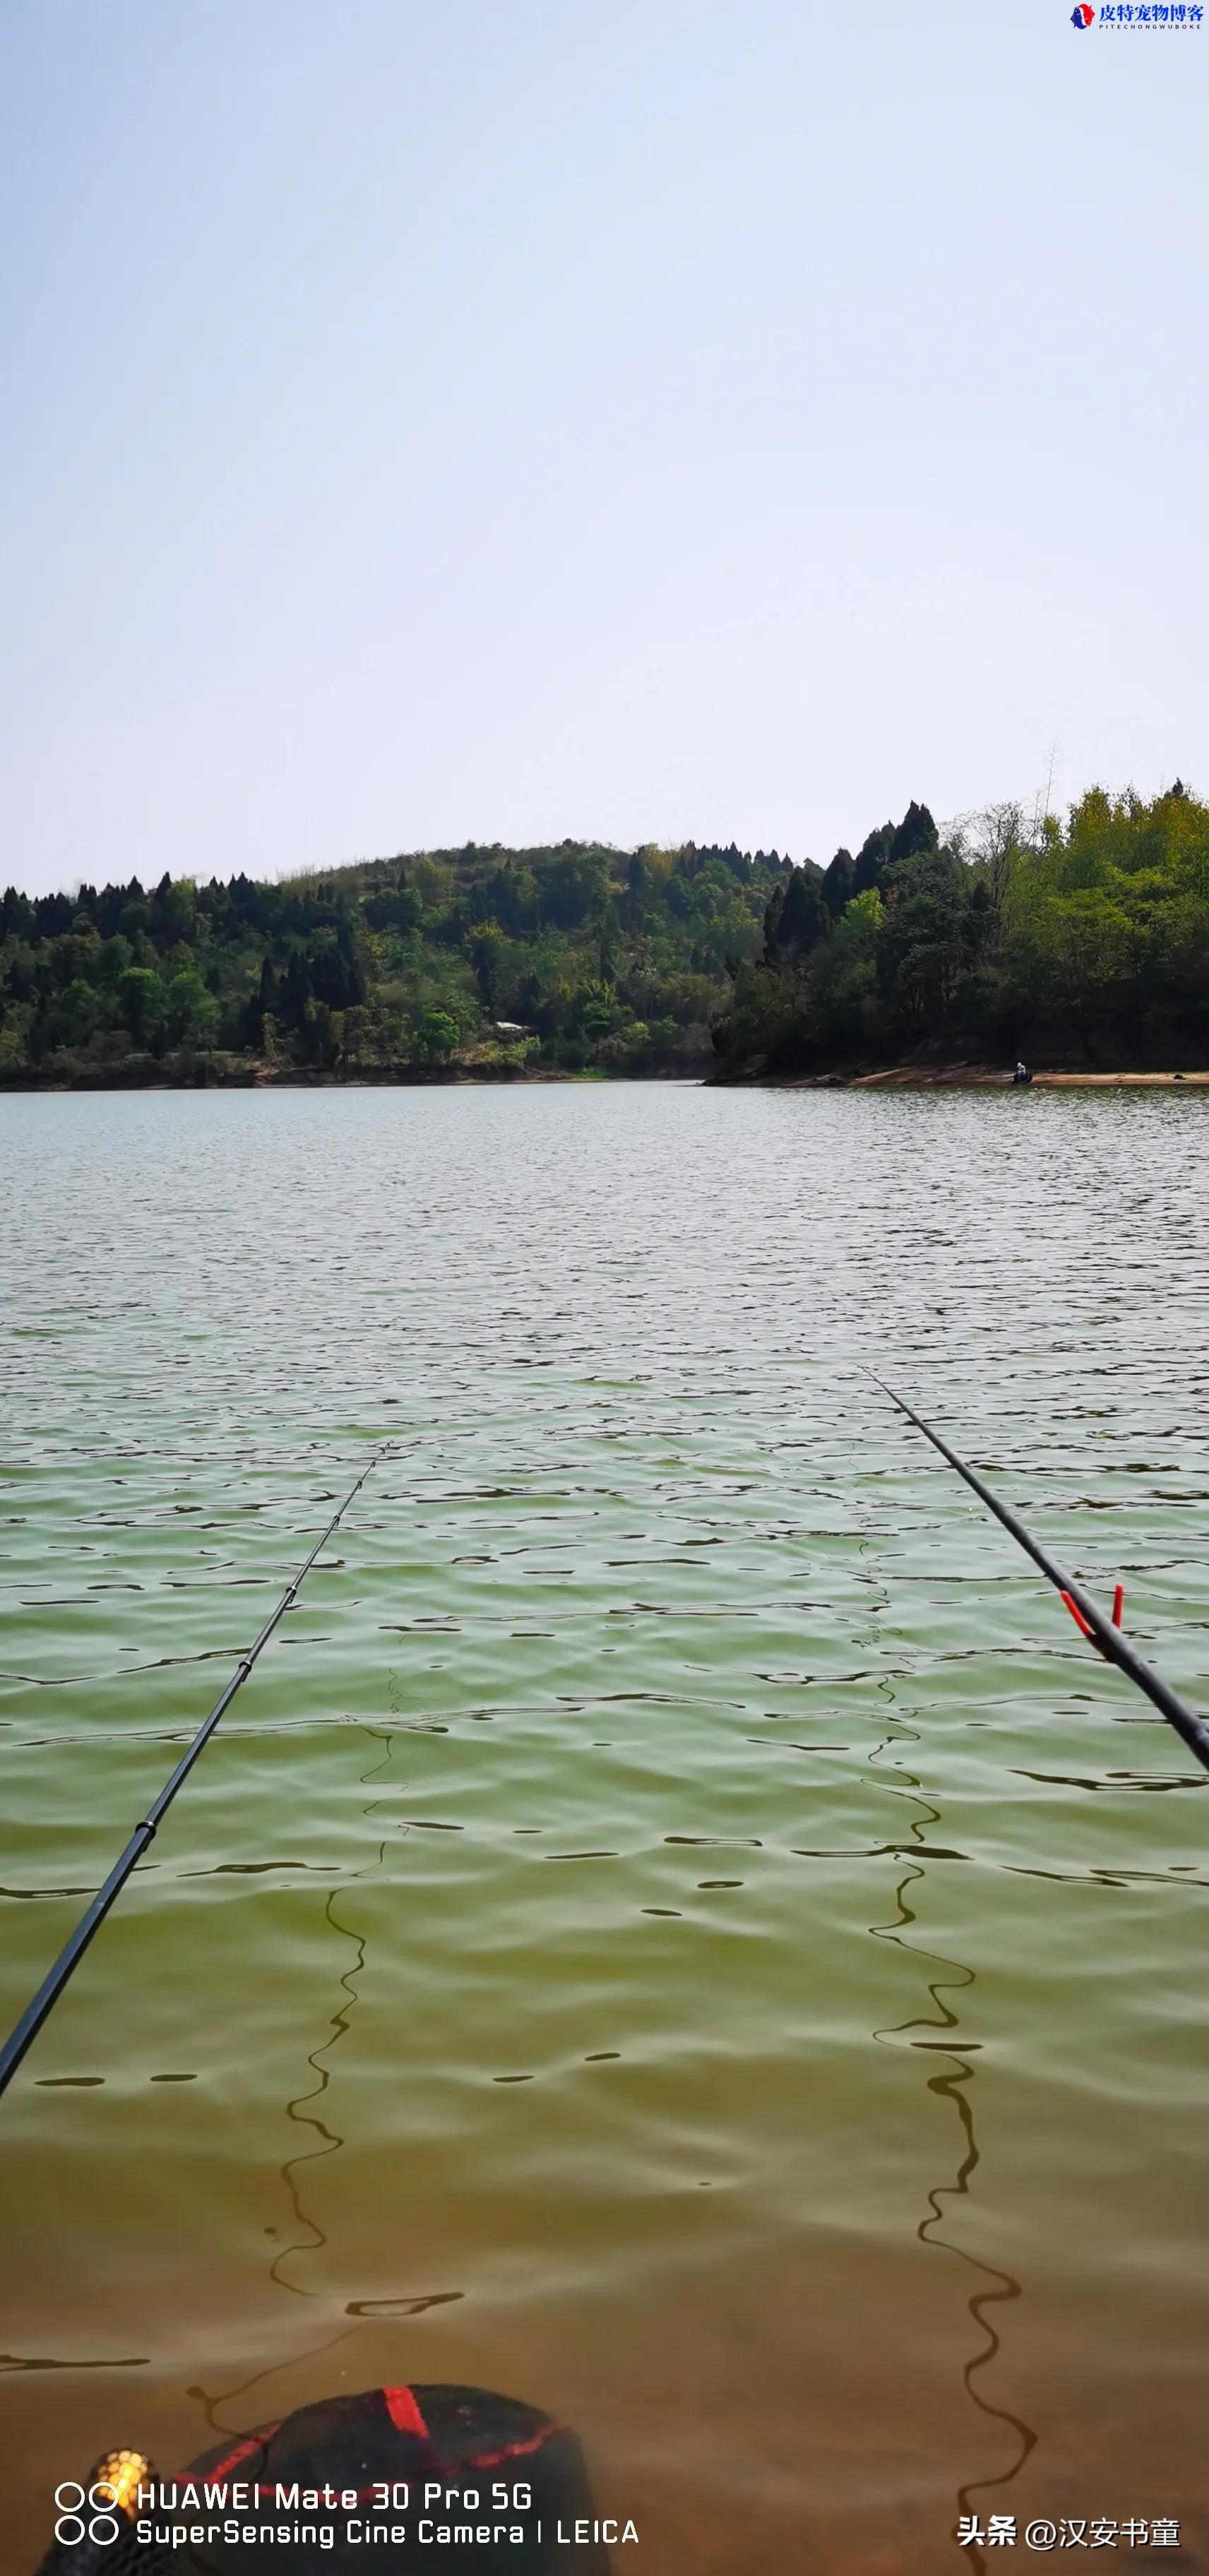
[
  {"xmin": 712, "ymin": 784, "xmax": 1209, "ymax": 1076},
  {"xmin": 3, "ymin": 785, "xmax": 1204, "ymax": 1087},
  {"xmin": 0, "ymin": 840, "xmax": 792, "ymax": 1084}
]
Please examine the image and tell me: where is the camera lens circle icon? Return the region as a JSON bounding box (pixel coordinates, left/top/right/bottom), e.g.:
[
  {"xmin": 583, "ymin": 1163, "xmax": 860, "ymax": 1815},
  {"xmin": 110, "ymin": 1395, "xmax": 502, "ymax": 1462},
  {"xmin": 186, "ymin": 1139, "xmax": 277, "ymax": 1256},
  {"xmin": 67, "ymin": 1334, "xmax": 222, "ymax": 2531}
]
[{"xmin": 52, "ymin": 2484, "xmax": 121, "ymax": 2546}]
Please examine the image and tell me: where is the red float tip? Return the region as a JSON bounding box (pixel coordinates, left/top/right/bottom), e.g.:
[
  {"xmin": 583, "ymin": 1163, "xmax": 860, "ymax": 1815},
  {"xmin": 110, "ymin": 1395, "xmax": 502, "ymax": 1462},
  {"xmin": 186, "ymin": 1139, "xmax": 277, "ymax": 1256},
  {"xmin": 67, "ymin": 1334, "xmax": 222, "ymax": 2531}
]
[{"xmin": 1061, "ymin": 1588, "xmax": 1097, "ymax": 1643}]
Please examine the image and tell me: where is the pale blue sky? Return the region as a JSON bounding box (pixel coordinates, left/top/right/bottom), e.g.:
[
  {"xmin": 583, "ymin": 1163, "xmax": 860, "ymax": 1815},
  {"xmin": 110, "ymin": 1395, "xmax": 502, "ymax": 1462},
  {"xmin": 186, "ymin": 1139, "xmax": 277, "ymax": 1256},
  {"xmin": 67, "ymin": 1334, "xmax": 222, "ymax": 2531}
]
[{"xmin": 2, "ymin": 0, "xmax": 1205, "ymax": 895}]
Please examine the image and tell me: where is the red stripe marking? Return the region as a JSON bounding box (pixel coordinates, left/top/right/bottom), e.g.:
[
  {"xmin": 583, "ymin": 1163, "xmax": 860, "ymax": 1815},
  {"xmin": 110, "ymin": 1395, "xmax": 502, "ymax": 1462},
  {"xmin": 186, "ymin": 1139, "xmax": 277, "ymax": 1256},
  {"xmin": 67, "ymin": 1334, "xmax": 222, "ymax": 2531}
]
[
  {"xmin": 202, "ymin": 2426, "xmax": 280, "ymax": 2482},
  {"xmin": 383, "ymin": 2385, "xmax": 430, "ymax": 2440},
  {"xmin": 183, "ymin": 2396, "xmax": 555, "ymax": 2496},
  {"xmin": 467, "ymin": 2422, "xmax": 561, "ymax": 2469}
]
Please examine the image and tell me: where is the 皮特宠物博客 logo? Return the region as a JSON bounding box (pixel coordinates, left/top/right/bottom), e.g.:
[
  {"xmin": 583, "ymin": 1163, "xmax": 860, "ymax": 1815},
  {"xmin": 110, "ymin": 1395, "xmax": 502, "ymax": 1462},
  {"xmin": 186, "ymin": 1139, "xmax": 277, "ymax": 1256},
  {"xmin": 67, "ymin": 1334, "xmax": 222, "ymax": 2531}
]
[{"xmin": 1071, "ymin": 1, "xmax": 1203, "ymax": 20}]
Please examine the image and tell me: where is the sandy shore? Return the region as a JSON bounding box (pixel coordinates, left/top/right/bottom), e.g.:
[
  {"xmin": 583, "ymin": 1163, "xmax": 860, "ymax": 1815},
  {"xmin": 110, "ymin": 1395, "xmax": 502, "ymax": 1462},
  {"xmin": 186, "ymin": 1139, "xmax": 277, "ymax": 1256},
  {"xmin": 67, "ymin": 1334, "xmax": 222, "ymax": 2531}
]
[
  {"xmin": 750, "ymin": 1065, "xmax": 1209, "ymax": 1090},
  {"xmin": 851, "ymin": 1066, "xmax": 1209, "ymax": 1090}
]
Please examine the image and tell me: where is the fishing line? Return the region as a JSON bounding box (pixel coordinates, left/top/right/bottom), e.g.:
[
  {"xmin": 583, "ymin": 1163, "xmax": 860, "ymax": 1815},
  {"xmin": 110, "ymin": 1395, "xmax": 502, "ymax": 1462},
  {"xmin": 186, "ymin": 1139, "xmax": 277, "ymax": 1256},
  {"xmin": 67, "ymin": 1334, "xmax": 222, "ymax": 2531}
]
[
  {"xmin": 869, "ymin": 1374, "xmax": 1209, "ymax": 1777},
  {"xmin": 0, "ymin": 1456, "xmax": 381, "ymax": 2101}
]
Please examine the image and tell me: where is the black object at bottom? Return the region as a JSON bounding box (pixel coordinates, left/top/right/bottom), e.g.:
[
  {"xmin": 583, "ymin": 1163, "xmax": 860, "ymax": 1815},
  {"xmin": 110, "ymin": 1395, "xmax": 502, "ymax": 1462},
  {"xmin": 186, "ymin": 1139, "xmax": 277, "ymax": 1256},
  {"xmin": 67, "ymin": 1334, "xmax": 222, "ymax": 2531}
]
[{"xmin": 35, "ymin": 2383, "xmax": 609, "ymax": 2573}]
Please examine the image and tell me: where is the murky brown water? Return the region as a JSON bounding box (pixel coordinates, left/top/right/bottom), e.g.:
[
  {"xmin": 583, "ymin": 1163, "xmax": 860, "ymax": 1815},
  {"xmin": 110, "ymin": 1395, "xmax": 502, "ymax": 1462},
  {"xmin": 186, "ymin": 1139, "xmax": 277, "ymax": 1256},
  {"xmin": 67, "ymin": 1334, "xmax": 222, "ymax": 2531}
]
[{"xmin": 2, "ymin": 1083, "xmax": 1208, "ymax": 2570}]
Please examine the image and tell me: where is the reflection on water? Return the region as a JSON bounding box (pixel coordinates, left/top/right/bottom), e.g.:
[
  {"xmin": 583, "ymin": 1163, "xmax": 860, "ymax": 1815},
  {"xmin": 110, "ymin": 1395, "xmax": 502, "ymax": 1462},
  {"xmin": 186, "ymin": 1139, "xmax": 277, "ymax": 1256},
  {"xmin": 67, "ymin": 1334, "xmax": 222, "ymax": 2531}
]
[
  {"xmin": 270, "ymin": 1883, "xmax": 366, "ymax": 2300},
  {"xmin": 191, "ymin": 1729, "xmax": 391, "ymax": 2442},
  {"xmin": 271, "ymin": 1727, "xmax": 394, "ymax": 2305},
  {"xmin": 2, "ymin": 1083, "xmax": 1208, "ymax": 2573},
  {"xmin": 868, "ymin": 1689, "xmax": 1036, "ymax": 2565}
]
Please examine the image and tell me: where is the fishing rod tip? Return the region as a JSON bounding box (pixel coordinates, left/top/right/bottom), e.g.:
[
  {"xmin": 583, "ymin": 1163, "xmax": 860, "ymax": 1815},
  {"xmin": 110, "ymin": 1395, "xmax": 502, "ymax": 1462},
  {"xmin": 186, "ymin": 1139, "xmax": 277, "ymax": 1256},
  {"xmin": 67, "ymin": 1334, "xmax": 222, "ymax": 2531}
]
[{"xmin": 862, "ymin": 1366, "xmax": 900, "ymax": 1401}]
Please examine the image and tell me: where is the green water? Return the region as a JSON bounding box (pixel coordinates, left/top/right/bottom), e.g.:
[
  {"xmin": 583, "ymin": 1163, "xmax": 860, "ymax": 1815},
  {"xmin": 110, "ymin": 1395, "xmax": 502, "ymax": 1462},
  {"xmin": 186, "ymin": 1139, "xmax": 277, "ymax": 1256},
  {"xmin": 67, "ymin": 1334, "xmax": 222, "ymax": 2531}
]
[{"xmin": 2, "ymin": 1083, "xmax": 1208, "ymax": 2572}]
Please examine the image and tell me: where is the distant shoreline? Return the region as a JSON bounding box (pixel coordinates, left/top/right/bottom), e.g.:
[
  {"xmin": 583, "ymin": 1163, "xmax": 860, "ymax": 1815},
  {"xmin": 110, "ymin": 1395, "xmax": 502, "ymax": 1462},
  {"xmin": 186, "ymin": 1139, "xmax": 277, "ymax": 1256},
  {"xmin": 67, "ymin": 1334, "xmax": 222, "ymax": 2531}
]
[
  {"xmin": 0, "ymin": 1061, "xmax": 708, "ymax": 1095},
  {"xmin": 5, "ymin": 1061, "xmax": 1209, "ymax": 1097},
  {"xmin": 716, "ymin": 1064, "xmax": 1209, "ymax": 1090}
]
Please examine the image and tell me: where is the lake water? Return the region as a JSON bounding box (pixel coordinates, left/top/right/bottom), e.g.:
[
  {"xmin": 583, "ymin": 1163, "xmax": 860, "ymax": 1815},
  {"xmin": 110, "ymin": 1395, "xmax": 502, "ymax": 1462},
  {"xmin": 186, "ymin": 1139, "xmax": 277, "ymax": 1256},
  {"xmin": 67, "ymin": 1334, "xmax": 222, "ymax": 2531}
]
[{"xmin": 2, "ymin": 1083, "xmax": 1208, "ymax": 2574}]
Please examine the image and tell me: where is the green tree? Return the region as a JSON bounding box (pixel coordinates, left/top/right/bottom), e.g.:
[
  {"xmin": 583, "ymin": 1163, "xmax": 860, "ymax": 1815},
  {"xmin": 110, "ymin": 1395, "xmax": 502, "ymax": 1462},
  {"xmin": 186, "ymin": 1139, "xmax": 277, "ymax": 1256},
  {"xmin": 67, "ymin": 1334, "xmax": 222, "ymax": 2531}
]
[
  {"xmin": 118, "ymin": 966, "xmax": 168, "ymax": 1049},
  {"xmin": 823, "ymin": 849, "xmax": 855, "ymax": 917},
  {"xmin": 538, "ymin": 849, "xmax": 610, "ymax": 930},
  {"xmin": 889, "ymin": 801, "xmax": 939, "ymax": 864},
  {"xmin": 166, "ymin": 969, "xmax": 220, "ymax": 1046},
  {"xmin": 877, "ymin": 846, "xmax": 970, "ymax": 1032},
  {"xmin": 413, "ymin": 1008, "xmax": 459, "ymax": 1063},
  {"xmin": 55, "ymin": 978, "xmax": 100, "ymax": 1045},
  {"xmin": 765, "ymin": 864, "xmax": 828, "ymax": 958},
  {"xmin": 96, "ymin": 934, "xmax": 133, "ymax": 986},
  {"xmin": 852, "ymin": 823, "xmax": 895, "ymax": 896}
]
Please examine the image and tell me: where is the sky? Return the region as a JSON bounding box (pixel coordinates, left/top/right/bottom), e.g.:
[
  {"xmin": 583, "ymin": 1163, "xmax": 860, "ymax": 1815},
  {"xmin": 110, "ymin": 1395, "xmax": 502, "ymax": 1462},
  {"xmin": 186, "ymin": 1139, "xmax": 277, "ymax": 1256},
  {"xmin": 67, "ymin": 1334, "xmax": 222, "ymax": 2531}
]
[{"xmin": 1, "ymin": 0, "xmax": 1205, "ymax": 896}]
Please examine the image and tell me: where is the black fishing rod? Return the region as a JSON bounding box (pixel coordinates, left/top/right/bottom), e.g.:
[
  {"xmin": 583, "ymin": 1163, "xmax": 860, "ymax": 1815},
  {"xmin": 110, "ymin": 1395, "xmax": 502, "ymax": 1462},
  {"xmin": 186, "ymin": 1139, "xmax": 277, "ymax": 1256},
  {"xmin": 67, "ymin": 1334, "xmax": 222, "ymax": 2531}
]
[
  {"xmin": 870, "ymin": 1374, "xmax": 1209, "ymax": 1777},
  {"xmin": 0, "ymin": 1457, "xmax": 379, "ymax": 2101}
]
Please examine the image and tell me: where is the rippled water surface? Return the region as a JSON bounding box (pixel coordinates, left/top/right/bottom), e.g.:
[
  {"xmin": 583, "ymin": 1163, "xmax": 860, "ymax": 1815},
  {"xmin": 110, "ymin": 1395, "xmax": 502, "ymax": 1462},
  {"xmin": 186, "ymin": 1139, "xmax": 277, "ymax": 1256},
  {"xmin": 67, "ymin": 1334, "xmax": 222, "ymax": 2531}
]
[{"xmin": 3, "ymin": 1083, "xmax": 1208, "ymax": 2572}]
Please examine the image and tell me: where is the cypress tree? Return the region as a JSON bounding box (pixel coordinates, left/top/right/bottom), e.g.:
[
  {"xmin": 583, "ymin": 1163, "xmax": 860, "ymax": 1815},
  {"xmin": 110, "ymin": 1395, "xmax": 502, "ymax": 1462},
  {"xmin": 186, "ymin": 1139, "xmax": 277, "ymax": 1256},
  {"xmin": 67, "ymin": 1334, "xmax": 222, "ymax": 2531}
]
[
  {"xmin": 853, "ymin": 824, "xmax": 895, "ymax": 898},
  {"xmin": 823, "ymin": 848, "xmax": 856, "ymax": 917},
  {"xmin": 766, "ymin": 863, "xmax": 828, "ymax": 957},
  {"xmin": 889, "ymin": 801, "xmax": 939, "ymax": 864}
]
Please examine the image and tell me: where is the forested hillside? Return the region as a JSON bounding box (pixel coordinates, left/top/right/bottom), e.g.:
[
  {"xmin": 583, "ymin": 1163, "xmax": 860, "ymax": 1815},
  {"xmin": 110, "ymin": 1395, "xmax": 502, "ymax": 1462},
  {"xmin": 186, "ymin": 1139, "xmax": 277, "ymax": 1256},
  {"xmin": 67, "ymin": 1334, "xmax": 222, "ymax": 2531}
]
[
  {"xmin": 4, "ymin": 783, "xmax": 1205, "ymax": 1087},
  {"xmin": 713, "ymin": 785, "xmax": 1209, "ymax": 1078},
  {"xmin": 0, "ymin": 840, "xmax": 792, "ymax": 1085}
]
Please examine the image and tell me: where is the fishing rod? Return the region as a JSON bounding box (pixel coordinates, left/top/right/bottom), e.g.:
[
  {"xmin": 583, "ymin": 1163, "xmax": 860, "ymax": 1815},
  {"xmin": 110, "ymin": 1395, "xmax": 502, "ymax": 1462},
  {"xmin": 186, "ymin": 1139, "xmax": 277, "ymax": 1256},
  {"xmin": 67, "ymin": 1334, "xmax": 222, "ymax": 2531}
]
[
  {"xmin": 0, "ymin": 1457, "xmax": 379, "ymax": 2102},
  {"xmin": 869, "ymin": 1374, "xmax": 1209, "ymax": 1777}
]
